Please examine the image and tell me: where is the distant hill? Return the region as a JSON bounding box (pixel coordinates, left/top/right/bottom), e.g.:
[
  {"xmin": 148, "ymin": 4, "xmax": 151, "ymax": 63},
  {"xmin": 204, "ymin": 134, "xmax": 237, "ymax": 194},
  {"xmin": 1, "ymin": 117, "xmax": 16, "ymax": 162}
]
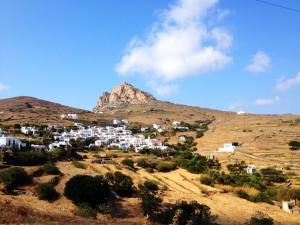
[
  {"xmin": 0, "ymin": 96, "xmax": 85, "ymax": 113},
  {"xmin": 0, "ymin": 96, "xmax": 92, "ymax": 125}
]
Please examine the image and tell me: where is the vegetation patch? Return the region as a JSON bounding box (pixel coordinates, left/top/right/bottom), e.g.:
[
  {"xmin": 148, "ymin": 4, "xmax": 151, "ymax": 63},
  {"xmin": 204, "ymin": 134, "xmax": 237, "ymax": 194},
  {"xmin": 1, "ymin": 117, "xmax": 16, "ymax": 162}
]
[
  {"xmin": 72, "ymin": 160, "xmax": 87, "ymax": 169},
  {"xmin": 105, "ymin": 171, "xmax": 135, "ymax": 197},
  {"xmin": 64, "ymin": 175, "xmax": 110, "ymax": 207},
  {"xmin": 35, "ymin": 183, "xmax": 59, "ymax": 201}
]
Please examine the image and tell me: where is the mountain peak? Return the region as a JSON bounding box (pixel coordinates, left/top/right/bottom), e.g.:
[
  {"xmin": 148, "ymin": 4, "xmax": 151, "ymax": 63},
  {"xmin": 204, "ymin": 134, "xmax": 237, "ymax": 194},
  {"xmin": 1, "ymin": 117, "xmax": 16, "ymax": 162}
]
[{"xmin": 93, "ymin": 83, "xmax": 156, "ymax": 112}]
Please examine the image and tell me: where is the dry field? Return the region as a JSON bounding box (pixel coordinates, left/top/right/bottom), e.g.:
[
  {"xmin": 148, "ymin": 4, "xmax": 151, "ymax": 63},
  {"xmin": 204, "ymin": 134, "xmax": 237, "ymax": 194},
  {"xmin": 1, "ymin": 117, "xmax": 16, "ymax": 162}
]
[{"xmin": 0, "ymin": 151, "xmax": 300, "ymax": 225}]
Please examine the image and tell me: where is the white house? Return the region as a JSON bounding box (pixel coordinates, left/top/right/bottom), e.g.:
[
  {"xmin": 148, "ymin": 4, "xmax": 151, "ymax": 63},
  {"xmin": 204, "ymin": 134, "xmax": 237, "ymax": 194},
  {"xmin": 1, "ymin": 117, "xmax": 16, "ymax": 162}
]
[
  {"xmin": 61, "ymin": 113, "xmax": 79, "ymax": 120},
  {"xmin": 157, "ymin": 128, "xmax": 165, "ymax": 133},
  {"xmin": 21, "ymin": 126, "xmax": 39, "ymax": 136},
  {"xmin": 237, "ymin": 111, "xmax": 246, "ymax": 115},
  {"xmin": 218, "ymin": 143, "xmax": 236, "ymax": 153},
  {"xmin": 153, "ymin": 124, "xmax": 161, "ymax": 130},
  {"xmin": 172, "ymin": 121, "xmax": 181, "ymax": 127},
  {"xmin": 141, "ymin": 127, "xmax": 149, "ymax": 132},
  {"xmin": 0, "ymin": 136, "xmax": 23, "ymax": 150},
  {"xmin": 179, "ymin": 136, "xmax": 186, "ymax": 141},
  {"xmin": 246, "ymin": 165, "xmax": 256, "ymax": 174},
  {"xmin": 282, "ymin": 200, "xmax": 298, "ymax": 213},
  {"xmin": 113, "ymin": 119, "xmax": 128, "ymax": 125}
]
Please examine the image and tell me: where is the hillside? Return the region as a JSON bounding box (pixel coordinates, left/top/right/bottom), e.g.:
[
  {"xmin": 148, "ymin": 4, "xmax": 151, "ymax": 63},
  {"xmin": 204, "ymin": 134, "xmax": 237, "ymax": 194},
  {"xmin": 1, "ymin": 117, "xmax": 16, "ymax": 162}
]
[
  {"xmin": 0, "ymin": 84, "xmax": 300, "ymax": 224},
  {"xmin": 0, "ymin": 96, "xmax": 102, "ymax": 126}
]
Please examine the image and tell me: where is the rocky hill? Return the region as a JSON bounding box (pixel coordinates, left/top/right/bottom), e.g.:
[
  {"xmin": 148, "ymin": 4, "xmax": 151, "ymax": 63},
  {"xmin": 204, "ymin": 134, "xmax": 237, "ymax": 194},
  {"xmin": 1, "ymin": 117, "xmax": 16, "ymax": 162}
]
[{"xmin": 93, "ymin": 83, "xmax": 156, "ymax": 112}]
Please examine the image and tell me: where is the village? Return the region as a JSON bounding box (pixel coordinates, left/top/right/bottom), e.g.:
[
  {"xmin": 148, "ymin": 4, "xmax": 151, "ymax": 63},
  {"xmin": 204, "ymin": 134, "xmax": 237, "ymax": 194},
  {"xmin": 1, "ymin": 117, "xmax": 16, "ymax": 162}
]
[{"xmin": 0, "ymin": 115, "xmax": 168, "ymax": 153}]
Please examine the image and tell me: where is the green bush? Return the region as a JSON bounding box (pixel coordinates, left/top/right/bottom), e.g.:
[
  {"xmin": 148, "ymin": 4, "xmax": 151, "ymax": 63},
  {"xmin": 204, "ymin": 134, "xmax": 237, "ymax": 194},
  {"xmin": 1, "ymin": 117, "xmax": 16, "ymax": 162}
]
[
  {"xmin": 156, "ymin": 162, "xmax": 177, "ymax": 172},
  {"xmin": 289, "ymin": 140, "xmax": 300, "ymax": 150},
  {"xmin": 72, "ymin": 160, "xmax": 86, "ymax": 169},
  {"xmin": 36, "ymin": 183, "xmax": 59, "ymax": 201},
  {"xmin": 14, "ymin": 151, "xmax": 49, "ymax": 166},
  {"xmin": 260, "ymin": 168, "xmax": 287, "ymax": 183},
  {"xmin": 146, "ymin": 167, "xmax": 154, "ymax": 173},
  {"xmin": 105, "ymin": 171, "xmax": 135, "ymax": 197},
  {"xmin": 0, "ymin": 167, "xmax": 31, "ymax": 191},
  {"xmin": 176, "ymin": 153, "xmax": 220, "ymax": 174},
  {"xmin": 204, "ymin": 171, "xmax": 266, "ymax": 191},
  {"xmin": 41, "ymin": 163, "xmax": 61, "ymax": 175},
  {"xmin": 64, "ymin": 175, "xmax": 110, "ymax": 207},
  {"xmin": 227, "ymin": 162, "xmax": 247, "ymax": 173},
  {"xmin": 121, "ymin": 158, "xmax": 134, "ymax": 168},
  {"xmin": 237, "ymin": 190, "xmax": 250, "ymax": 200},
  {"xmin": 200, "ymin": 175, "xmax": 214, "ymax": 186},
  {"xmin": 75, "ymin": 203, "xmax": 97, "ymax": 219},
  {"xmin": 143, "ymin": 180, "xmax": 159, "ymax": 193},
  {"xmin": 247, "ymin": 212, "xmax": 273, "ymax": 225},
  {"xmin": 51, "ymin": 148, "xmax": 66, "ymax": 158}
]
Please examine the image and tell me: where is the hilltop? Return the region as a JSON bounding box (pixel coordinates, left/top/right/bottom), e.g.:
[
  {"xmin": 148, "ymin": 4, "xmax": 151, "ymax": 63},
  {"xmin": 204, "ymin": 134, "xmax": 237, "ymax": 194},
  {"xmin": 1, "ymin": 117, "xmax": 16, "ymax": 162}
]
[{"xmin": 93, "ymin": 82, "xmax": 157, "ymax": 112}]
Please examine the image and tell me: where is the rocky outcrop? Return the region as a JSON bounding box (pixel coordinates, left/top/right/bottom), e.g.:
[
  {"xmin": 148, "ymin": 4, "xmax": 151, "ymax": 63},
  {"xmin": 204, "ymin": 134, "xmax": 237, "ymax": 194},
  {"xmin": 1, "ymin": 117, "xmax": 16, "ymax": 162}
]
[{"xmin": 93, "ymin": 83, "xmax": 156, "ymax": 112}]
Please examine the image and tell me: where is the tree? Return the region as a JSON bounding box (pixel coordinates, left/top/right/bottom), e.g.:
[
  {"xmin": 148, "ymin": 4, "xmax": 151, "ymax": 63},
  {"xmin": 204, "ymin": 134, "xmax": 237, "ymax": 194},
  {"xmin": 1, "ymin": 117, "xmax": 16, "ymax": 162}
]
[
  {"xmin": 105, "ymin": 171, "xmax": 135, "ymax": 197},
  {"xmin": 36, "ymin": 183, "xmax": 59, "ymax": 201},
  {"xmin": 0, "ymin": 167, "xmax": 31, "ymax": 192},
  {"xmin": 64, "ymin": 175, "xmax": 110, "ymax": 208},
  {"xmin": 121, "ymin": 158, "xmax": 134, "ymax": 168}
]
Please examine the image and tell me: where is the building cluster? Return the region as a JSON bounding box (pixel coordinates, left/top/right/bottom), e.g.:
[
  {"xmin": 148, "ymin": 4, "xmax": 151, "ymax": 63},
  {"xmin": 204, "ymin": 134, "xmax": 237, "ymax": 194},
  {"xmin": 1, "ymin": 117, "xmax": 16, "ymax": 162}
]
[
  {"xmin": 49, "ymin": 122, "xmax": 167, "ymax": 152},
  {"xmin": 172, "ymin": 121, "xmax": 189, "ymax": 131},
  {"xmin": 21, "ymin": 126, "xmax": 39, "ymax": 137},
  {"xmin": 60, "ymin": 113, "xmax": 79, "ymax": 120}
]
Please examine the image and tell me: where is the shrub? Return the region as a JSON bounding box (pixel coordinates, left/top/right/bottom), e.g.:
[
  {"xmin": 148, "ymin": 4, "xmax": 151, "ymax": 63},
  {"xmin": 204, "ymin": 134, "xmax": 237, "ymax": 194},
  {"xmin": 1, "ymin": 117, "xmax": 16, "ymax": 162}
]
[
  {"xmin": 41, "ymin": 163, "xmax": 61, "ymax": 175},
  {"xmin": 140, "ymin": 191, "xmax": 162, "ymax": 217},
  {"xmin": 75, "ymin": 203, "xmax": 97, "ymax": 219},
  {"xmin": 200, "ymin": 175, "xmax": 214, "ymax": 186},
  {"xmin": 121, "ymin": 158, "xmax": 134, "ymax": 168},
  {"xmin": 260, "ymin": 167, "xmax": 287, "ymax": 183},
  {"xmin": 105, "ymin": 171, "xmax": 135, "ymax": 197},
  {"xmin": 64, "ymin": 175, "xmax": 110, "ymax": 207},
  {"xmin": 14, "ymin": 151, "xmax": 49, "ymax": 166},
  {"xmin": 156, "ymin": 162, "xmax": 177, "ymax": 172},
  {"xmin": 247, "ymin": 212, "xmax": 273, "ymax": 225},
  {"xmin": 227, "ymin": 162, "xmax": 247, "ymax": 173},
  {"xmin": 35, "ymin": 183, "xmax": 59, "ymax": 201},
  {"xmin": 237, "ymin": 190, "xmax": 250, "ymax": 200},
  {"xmin": 154, "ymin": 201, "xmax": 219, "ymax": 225},
  {"xmin": 143, "ymin": 180, "xmax": 159, "ymax": 193},
  {"xmin": 196, "ymin": 131, "xmax": 204, "ymax": 138},
  {"xmin": 289, "ymin": 140, "xmax": 300, "ymax": 150},
  {"xmin": 0, "ymin": 167, "xmax": 31, "ymax": 191},
  {"xmin": 72, "ymin": 160, "xmax": 86, "ymax": 169},
  {"xmin": 145, "ymin": 167, "xmax": 154, "ymax": 173},
  {"xmin": 51, "ymin": 148, "xmax": 66, "ymax": 158},
  {"xmin": 137, "ymin": 158, "xmax": 157, "ymax": 169}
]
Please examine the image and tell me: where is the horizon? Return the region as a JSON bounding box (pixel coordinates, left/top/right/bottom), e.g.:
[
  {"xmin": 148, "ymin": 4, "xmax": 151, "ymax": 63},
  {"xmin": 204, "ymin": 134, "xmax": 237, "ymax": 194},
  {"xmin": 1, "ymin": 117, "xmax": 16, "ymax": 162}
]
[{"xmin": 1, "ymin": 0, "xmax": 300, "ymax": 114}]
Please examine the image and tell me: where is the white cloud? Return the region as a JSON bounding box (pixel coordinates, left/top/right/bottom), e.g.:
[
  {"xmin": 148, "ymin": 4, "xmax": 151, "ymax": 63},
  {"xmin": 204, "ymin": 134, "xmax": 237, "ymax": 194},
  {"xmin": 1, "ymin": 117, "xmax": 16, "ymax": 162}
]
[
  {"xmin": 276, "ymin": 72, "xmax": 300, "ymax": 92},
  {"xmin": 245, "ymin": 51, "xmax": 271, "ymax": 74},
  {"xmin": 148, "ymin": 81, "xmax": 178, "ymax": 97},
  {"xmin": 0, "ymin": 83, "xmax": 8, "ymax": 92},
  {"xmin": 116, "ymin": 0, "xmax": 232, "ymax": 82},
  {"xmin": 254, "ymin": 96, "xmax": 280, "ymax": 106}
]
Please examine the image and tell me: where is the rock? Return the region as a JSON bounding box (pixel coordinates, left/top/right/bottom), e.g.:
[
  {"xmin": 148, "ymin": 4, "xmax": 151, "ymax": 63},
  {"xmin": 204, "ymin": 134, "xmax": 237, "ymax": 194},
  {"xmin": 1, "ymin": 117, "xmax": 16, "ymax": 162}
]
[{"xmin": 93, "ymin": 82, "xmax": 156, "ymax": 112}]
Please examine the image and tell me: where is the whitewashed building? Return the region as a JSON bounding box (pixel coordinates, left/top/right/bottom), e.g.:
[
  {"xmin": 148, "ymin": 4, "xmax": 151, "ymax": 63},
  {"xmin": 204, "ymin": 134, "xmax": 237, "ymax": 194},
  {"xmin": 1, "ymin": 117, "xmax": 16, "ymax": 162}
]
[
  {"xmin": 21, "ymin": 126, "xmax": 39, "ymax": 136},
  {"xmin": 218, "ymin": 143, "xmax": 236, "ymax": 153},
  {"xmin": 61, "ymin": 113, "xmax": 79, "ymax": 120},
  {"xmin": 246, "ymin": 165, "xmax": 256, "ymax": 174},
  {"xmin": 0, "ymin": 136, "xmax": 23, "ymax": 150}
]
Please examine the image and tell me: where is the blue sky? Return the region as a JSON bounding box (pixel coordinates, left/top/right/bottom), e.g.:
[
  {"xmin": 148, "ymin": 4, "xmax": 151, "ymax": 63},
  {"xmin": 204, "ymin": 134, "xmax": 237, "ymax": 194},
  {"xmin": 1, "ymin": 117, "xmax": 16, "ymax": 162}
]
[{"xmin": 0, "ymin": 0, "xmax": 299, "ymax": 114}]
